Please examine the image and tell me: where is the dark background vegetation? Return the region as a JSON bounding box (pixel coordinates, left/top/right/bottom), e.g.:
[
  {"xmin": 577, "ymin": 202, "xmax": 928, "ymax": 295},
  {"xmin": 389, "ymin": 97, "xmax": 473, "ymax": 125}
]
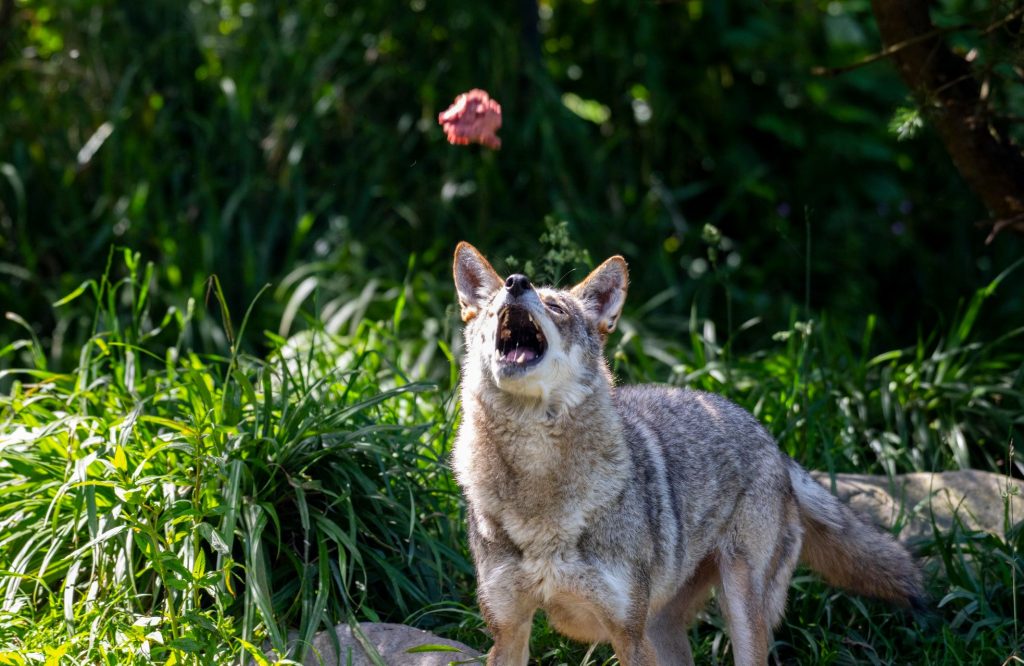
[
  {"xmin": 2, "ymin": 0, "xmax": 1022, "ymax": 359},
  {"xmin": 1, "ymin": 0, "xmax": 1022, "ymax": 663}
]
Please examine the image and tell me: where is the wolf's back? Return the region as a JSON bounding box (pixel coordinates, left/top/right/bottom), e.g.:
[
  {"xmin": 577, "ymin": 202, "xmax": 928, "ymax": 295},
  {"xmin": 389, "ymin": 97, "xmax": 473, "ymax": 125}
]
[{"xmin": 788, "ymin": 461, "xmax": 925, "ymax": 609}]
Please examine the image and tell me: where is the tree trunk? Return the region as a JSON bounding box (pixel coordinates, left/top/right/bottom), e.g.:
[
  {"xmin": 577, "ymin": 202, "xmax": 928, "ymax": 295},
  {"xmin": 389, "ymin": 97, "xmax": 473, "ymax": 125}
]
[{"xmin": 870, "ymin": 0, "xmax": 1024, "ymax": 239}]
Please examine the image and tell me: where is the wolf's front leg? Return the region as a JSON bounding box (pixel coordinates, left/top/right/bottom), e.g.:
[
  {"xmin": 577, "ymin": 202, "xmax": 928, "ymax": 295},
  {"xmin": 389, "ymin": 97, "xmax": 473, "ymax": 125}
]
[
  {"xmin": 476, "ymin": 563, "xmax": 536, "ymax": 666},
  {"xmin": 484, "ymin": 613, "xmax": 534, "ymax": 666},
  {"xmin": 610, "ymin": 627, "xmax": 658, "ymax": 666},
  {"xmin": 607, "ymin": 589, "xmax": 660, "ymax": 666},
  {"xmin": 479, "ymin": 587, "xmax": 535, "ymax": 666}
]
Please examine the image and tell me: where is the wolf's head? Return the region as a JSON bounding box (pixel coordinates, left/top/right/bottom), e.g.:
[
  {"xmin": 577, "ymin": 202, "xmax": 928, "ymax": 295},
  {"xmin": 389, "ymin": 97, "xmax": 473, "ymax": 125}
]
[{"xmin": 453, "ymin": 242, "xmax": 627, "ymax": 406}]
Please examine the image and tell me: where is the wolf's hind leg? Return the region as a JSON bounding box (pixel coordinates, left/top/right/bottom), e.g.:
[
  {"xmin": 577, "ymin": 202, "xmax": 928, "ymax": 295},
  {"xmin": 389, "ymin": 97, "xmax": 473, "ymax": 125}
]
[
  {"xmin": 719, "ymin": 498, "xmax": 803, "ymax": 665},
  {"xmin": 717, "ymin": 555, "xmax": 771, "ymax": 666},
  {"xmin": 646, "ymin": 556, "xmax": 719, "ymax": 666}
]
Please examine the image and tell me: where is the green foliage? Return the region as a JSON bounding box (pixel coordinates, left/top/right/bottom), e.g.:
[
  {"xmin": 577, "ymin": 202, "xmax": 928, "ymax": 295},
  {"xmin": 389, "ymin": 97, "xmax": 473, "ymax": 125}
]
[
  {"xmin": 611, "ymin": 261, "xmax": 1024, "ymax": 475},
  {"xmin": 889, "ymin": 106, "xmax": 924, "ymax": 142},
  {"xmin": 1, "ymin": 0, "xmax": 1022, "ymax": 367},
  {"xmin": 1, "ymin": 237, "xmax": 1022, "ymax": 663},
  {"xmin": 504, "ymin": 217, "xmax": 593, "ymax": 287},
  {"xmin": 0, "ymin": 253, "xmax": 469, "ymax": 663},
  {"xmin": 1, "ymin": 0, "xmax": 1023, "ymax": 664}
]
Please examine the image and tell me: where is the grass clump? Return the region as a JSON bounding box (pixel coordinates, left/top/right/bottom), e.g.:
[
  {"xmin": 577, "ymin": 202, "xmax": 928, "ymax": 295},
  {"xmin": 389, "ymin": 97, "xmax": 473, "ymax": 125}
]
[{"xmin": 0, "ymin": 250, "xmax": 469, "ymax": 663}]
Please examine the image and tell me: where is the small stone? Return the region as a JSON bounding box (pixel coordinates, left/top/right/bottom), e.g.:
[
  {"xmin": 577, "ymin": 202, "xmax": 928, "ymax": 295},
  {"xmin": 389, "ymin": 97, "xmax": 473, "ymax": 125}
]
[{"xmin": 263, "ymin": 622, "xmax": 482, "ymax": 666}]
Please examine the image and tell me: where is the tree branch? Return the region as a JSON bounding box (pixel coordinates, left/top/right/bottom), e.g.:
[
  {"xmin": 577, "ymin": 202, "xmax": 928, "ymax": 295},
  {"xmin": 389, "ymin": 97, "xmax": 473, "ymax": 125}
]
[
  {"xmin": 811, "ymin": 22, "xmax": 969, "ymax": 77},
  {"xmin": 870, "ymin": 0, "xmax": 1024, "ymax": 241},
  {"xmin": 813, "ymin": 6, "xmax": 1024, "ymax": 78}
]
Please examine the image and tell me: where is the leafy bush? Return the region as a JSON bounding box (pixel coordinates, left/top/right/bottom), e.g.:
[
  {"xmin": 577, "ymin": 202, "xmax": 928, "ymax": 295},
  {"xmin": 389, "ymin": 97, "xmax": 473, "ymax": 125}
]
[{"xmin": 0, "ymin": 252, "xmax": 469, "ymax": 663}]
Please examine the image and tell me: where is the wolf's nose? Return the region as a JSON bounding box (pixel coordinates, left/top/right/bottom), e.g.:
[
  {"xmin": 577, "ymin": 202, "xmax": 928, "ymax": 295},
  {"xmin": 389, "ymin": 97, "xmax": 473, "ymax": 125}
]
[{"xmin": 505, "ymin": 274, "xmax": 532, "ymax": 297}]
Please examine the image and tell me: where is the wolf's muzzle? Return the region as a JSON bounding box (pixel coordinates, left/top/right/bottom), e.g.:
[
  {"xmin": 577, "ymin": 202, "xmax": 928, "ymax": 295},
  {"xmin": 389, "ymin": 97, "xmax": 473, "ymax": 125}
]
[
  {"xmin": 497, "ymin": 304, "xmax": 547, "ymax": 366},
  {"xmin": 505, "ymin": 274, "xmax": 532, "ymax": 298}
]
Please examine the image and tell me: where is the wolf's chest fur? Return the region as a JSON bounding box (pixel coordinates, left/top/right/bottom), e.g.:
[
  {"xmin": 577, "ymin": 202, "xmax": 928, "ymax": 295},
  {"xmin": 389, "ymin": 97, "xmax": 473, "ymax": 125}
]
[
  {"xmin": 454, "ymin": 389, "xmax": 629, "ymax": 556},
  {"xmin": 455, "ymin": 392, "xmax": 643, "ymax": 636}
]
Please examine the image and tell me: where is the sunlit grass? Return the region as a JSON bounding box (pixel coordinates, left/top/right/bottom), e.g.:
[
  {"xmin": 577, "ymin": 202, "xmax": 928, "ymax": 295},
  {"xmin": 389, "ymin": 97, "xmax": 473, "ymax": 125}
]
[{"xmin": 0, "ymin": 251, "xmax": 469, "ymax": 664}]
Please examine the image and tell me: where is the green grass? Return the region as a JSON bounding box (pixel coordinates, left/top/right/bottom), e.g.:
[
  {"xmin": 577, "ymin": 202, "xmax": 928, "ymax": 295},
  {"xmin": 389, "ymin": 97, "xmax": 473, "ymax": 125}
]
[
  {"xmin": 0, "ymin": 250, "xmax": 469, "ymax": 664},
  {"xmin": 0, "ymin": 249, "xmax": 1021, "ymax": 664}
]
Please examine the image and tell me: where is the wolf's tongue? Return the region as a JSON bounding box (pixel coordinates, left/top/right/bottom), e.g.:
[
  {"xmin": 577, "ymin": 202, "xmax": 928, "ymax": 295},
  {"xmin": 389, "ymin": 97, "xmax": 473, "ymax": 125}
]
[{"xmin": 505, "ymin": 348, "xmax": 537, "ymax": 364}]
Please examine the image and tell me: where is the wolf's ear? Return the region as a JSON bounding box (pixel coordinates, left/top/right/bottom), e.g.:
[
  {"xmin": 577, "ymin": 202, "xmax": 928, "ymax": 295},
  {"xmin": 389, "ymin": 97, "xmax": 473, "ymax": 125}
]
[
  {"xmin": 571, "ymin": 256, "xmax": 628, "ymax": 335},
  {"xmin": 453, "ymin": 242, "xmax": 503, "ymax": 322}
]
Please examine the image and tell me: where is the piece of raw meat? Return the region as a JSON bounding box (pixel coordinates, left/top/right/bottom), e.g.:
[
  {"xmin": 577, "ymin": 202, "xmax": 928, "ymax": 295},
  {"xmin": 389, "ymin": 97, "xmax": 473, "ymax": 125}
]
[{"xmin": 438, "ymin": 89, "xmax": 502, "ymax": 150}]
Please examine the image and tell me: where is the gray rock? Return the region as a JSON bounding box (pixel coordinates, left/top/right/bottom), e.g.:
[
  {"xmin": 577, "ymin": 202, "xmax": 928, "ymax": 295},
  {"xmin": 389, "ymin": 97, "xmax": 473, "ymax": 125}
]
[
  {"xmin": 810, "ymin": 469, "xmax": 1024, "ymax": 542},
  {"xmin": 275, "ymin": 622, "xmax": 483, "ymax": 666}
]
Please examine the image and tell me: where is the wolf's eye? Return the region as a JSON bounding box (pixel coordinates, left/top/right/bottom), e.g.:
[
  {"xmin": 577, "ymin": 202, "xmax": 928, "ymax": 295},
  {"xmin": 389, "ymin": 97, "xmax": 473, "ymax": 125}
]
[{"xmin": 544, "ymin": 300, "xmax": 565, "ymax": 315}]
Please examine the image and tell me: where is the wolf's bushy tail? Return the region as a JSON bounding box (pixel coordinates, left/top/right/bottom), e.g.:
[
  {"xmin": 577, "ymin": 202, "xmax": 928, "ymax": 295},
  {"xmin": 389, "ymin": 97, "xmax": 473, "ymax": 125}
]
[{"xmin": 787, "ymin": 461, "xmax": 926, "ymax": 609}]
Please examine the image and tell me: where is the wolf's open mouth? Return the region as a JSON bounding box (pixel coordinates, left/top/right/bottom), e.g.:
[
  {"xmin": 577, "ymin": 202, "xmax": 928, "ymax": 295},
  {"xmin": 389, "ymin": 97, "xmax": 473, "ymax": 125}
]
[{"xmin": 497, "ymin": 305, "xmax": 547, "ymax": 366}]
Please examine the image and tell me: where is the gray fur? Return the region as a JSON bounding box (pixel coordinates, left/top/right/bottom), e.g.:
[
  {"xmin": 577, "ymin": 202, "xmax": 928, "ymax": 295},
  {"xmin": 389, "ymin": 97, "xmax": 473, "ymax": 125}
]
[{"xmin": 451, "ymin": 243, "xmax": 923, "ymax": 666}]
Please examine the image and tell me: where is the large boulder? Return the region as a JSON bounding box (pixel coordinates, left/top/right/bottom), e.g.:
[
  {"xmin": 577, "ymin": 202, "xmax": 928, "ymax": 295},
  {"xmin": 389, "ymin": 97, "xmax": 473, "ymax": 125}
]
[{"xmin": 810, "ymin": 469, "xmax": 1023, "ymax": 542}]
